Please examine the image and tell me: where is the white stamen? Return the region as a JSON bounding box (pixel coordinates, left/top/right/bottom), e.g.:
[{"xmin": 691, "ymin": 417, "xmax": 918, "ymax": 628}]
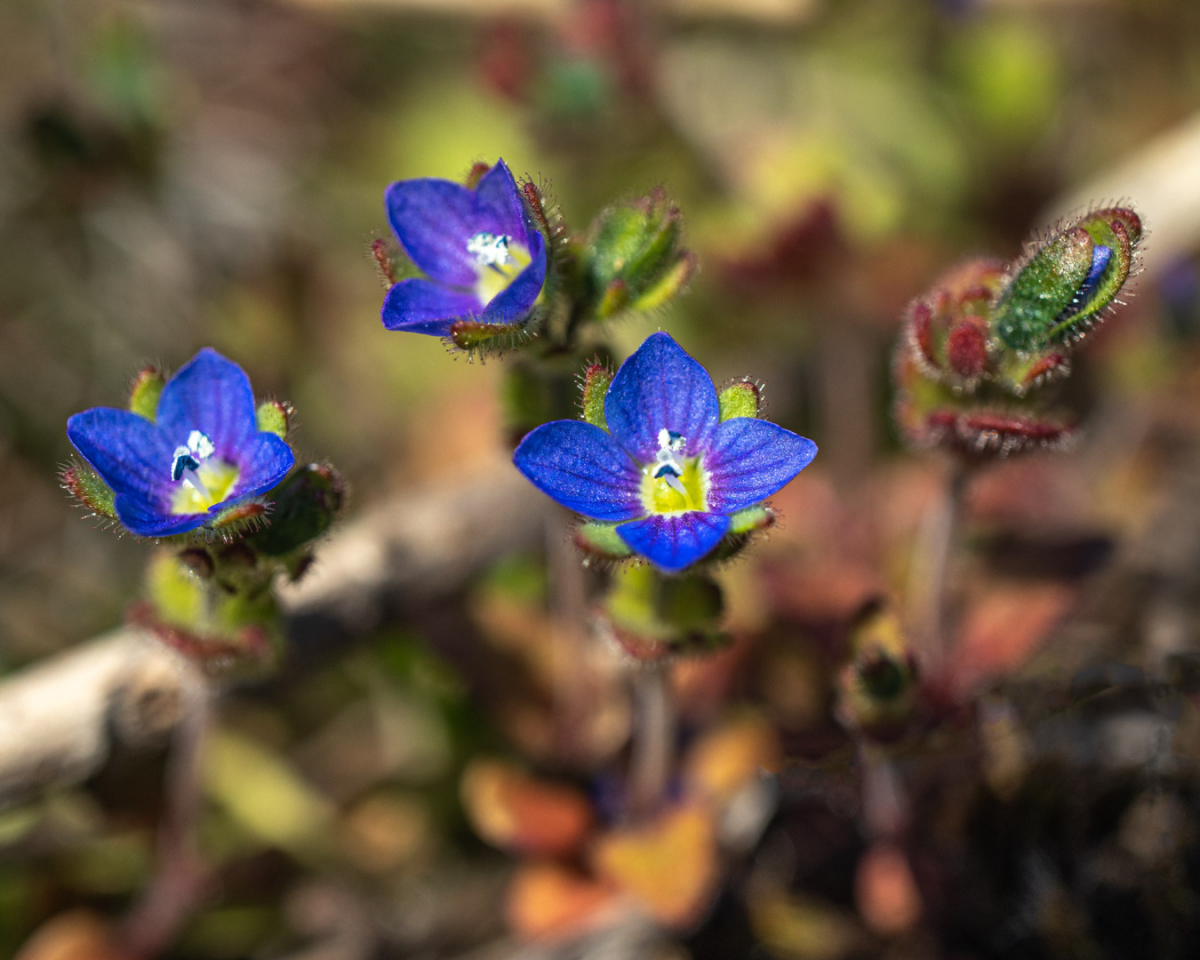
[
  {"xmin": 467, "ymin": 232, "xmax": 512, "ymax": 269},
  {"xmin": 187, "ymin": 429, "xmax": 214, "ymax": 459}
]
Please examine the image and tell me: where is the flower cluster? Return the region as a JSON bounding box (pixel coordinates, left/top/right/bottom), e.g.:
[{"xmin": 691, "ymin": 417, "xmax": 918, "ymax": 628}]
[
  {"xmin": 894, "ymin": 207, "xmax": 1142, "ymax": 459},
  {"xmin": 65, "ymin": 348, "xmax": 294, "ymax": 537},
  {"xmin": 513, "ymin": 332, "xmax": 817, "ymax": 573}
]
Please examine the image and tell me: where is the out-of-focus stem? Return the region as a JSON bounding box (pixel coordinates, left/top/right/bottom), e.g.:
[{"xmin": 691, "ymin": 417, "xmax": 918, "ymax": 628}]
[
  {"xmin": 628, "ymin": 661, "xmax": 674, "ymax": 818},
  {"xmin": 120, "ymin": 664, "xmax": 211, "ymax": 959},
  {"xmin": 910, "ymin": 459, "xmax": 970, "ymax": 671},
  {"xmin": 546, "ymin": 508, "xmax": 596, "ymax": 765}
]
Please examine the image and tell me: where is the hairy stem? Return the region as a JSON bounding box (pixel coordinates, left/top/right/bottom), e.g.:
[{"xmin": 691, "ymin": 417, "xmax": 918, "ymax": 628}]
[
  {"xmin": 628, "ymin": 662, "xmax": 675, "ymax": 818},
  {"xmin": 120, "ymin": 664, "xmax": 212, "ymax": 959},
  {"xmin": 910, "ymin": 459, "xmax": 971, "ymax": 671}
]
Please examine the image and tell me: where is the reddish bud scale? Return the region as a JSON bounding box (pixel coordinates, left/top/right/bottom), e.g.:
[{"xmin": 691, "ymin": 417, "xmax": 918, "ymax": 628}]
[
  {"xmin": 946, "ymin": 319, "xmax": 989, "ymax": 378},
  {"xmin": 910, "ymin": 301, "xmax": 936, "ymax": 369}
]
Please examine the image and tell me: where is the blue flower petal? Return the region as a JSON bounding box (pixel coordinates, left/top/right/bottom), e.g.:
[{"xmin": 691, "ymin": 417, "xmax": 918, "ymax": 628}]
[
  {"xmin": 382, "ymin": 277, "xmax": 482, "ymax": 335},
  {"xmin": 155, "ymin": 349, "xmax": 257, "ymax": 455},
  {"xmin": 229, "ymin": 432, "xmax": 295, "ymax": 500},
  {"xmin": 67, "ymin": 407, "xmax": 175, "ymax": 505},
  {"xmin": 474, "ymin": 160, "xmax": 531, "ymax": 240},
  {"xmin": 479, "ymin": 228, "xmax": 547, "ymax": 325},
  {"xmin": 604, "ymin": 332, "xmax": 719, "ymax": 463},
  {"xmin": 386, "ymin": 168, "xmax": 529, "ymax": 288},
  {"xmin": 704, "ymin": 418, "xmax": 817, "ymax": 513},
  {"xmin": 512, "ymin": 420, "xmax": 642, "ymax": 521},
  {"xmin": 616, "ymin": 512, "xmax": 730, "ymax": 573},
  {"xmin": 114, "ymin": 493, "xmax": 207, "ymax": 538}
]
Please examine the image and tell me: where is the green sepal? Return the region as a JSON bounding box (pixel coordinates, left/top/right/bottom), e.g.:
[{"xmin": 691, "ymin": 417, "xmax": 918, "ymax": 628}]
[
  {"xmin": 595, "ymin": 279, "xmax": 629, "ymax": 319},
  {"xmin": 61, "ymin": 460, "xmax": 117, "ymax": 519},
  {"xmin": 256, "ymin": 400, "xmax": 290, "ymax": 439},
  {"xmin": 580, "ymin": 361, "xmax": 612, "ymax": 429},
  {"xmin": 604, "ymin": 564, "xmax": 727, "ymax": 661},
  {"xmin": 247, "ymin": 463, "xmax": 344, "ymax": 561},
  {"xmin": 627, "ymin": 251, "xmax": 696, "ymax": 313},
  {"xmin": 718, "ymin": 380, "xmax": 762, "ymax": 421},
  {"xmin": 128, "ymin": 367, "xmax": 164, "ymax": 421},
  {"xmin": 205, "ymin": 499, "xmax": 269, "ymax": 538},
  {"xmin": 727, "ymin": 504, "xmax": 774, "ymax": 535},
  {"xmin": 574, "ymin": 519, "xmax": 631, "ymax": 561}
]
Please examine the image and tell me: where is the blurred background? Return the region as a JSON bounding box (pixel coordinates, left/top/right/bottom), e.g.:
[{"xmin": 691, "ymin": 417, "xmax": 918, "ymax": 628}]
[{"xmin": 4, "ymin": 0, "xmax": 1200, "ymax": 957}]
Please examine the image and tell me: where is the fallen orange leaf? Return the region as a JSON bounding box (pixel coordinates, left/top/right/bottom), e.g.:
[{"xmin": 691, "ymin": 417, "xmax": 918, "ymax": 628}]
[
  {"xmin": 461, "ymin": 758, "xmax": 593, "ymax": 857},
  {"xmin": 592, "ymin": 803, "xmax": 719, "ymax": 929}
]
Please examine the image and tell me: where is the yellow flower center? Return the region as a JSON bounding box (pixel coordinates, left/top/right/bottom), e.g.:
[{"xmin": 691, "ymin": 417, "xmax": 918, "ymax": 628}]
[
  {"xmin": 640, "ymin": 429, "xmax": 708, "ymax": 514},
  {"xmin": 468, "ymin": 232, "xmax": 531, "ymax": 306},
  {"xmin": 169, "ymin": 430, "xmax": 239, "ymax": 515}
]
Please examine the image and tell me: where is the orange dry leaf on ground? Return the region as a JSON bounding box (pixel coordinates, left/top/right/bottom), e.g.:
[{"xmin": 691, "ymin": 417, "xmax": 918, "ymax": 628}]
[
  {"xmin": 506, "ymin": 862, "xmax": 621, "ymax": 941},
  {"xmin": 592, "ymin": 803, "xmax": 719, "ymax": 929},
  {"xmin": 461, "ymin": 759, "xmax": 594, "ymax": 858}
]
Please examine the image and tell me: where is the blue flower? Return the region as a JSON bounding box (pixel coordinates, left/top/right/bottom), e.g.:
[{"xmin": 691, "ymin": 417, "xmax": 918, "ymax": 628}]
[
  {"xmin": 381, "ymin": 159, "xmax": 548, "ymax": 336},
  {"xmin": 67, "ymin": 348, "xmax": 295, "ymax": 537},
  {"xmin": 513, "ymin": 332, "xmax": 818, "ymax": 573}
]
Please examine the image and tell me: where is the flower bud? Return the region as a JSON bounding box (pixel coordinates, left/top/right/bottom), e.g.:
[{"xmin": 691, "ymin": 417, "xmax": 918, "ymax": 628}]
[
  {"xmin": 994, "ymin": 208, "xmax": 1141, "ymax": 354},
  {"xmin": 836, "ymin": 602, "xmax": 920, "ymax": 738},
  {"xmin": 246, "ymin": 463, "xmax": 345, "ymax": 569},
  {"xmin": 893, "ymin": 207, "xmax": 1141, "ymax": 461},
  {"xmin": 587, "ymin": 188, "xmax": 696, "ymax": 318}
]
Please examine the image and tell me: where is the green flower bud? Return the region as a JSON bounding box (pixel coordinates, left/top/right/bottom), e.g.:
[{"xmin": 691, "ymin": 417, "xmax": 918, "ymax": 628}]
[
  {"xmin": 836, "ymin": 603, "xmax": 920, "ymax": 737},
  {"xmin": 247, "ymin": 463, "xmax": 344, "ymax": 568},
  {"xmin": 994, "ymin": 208, "xmax": 1142, "ymax": 353},
  {"xmin": 587, "ymin": 189, "xmax": 696, "ymax": 318},
  {"xmin": 138, "ymin": 549, "xmax": 279, "ymax": 676}
]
